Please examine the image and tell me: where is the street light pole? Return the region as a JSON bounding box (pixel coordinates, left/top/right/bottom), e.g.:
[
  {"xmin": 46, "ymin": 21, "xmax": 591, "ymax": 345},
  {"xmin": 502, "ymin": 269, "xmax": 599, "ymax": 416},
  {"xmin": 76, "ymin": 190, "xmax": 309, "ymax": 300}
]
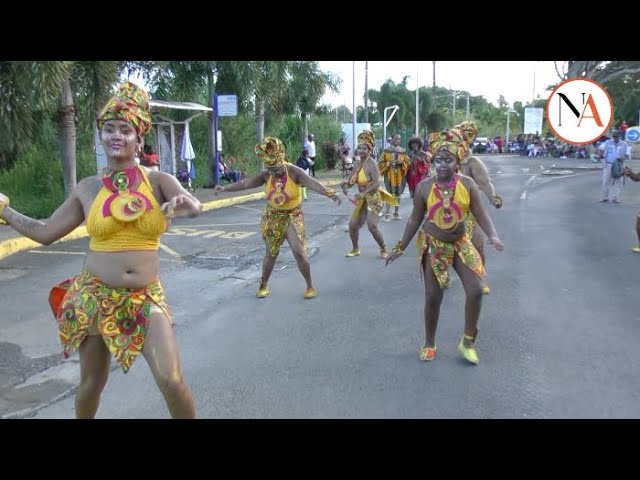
[
  {"xmin": 415, "ymin": 62, "xmax": 419, "ymax": 136},
  {"xmin": 506, "ymin": 108, "xmax": 516, "ymax": 149},
  {"xmin": 352, "ymin": 61, "xmax": 356, "ymax": 152},
  {"xmin": 364, "ymin": 61, "xmax": 369, "ymax": 124},
  {"xmin": 383, "ymin": 105, "xmax": 400, "ymax": 152}
]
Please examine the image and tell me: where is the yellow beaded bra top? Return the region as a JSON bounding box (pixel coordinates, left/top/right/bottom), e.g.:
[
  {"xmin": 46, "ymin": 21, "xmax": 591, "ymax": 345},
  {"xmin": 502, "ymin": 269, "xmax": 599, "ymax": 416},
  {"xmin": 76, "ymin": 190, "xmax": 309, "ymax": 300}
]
[
  {"xmin": 86, "ymin": 165, "xmax": 168, "ymax": 252},
  {"xmin": 426, "ymin": 176, "xmax": 470, "ymax": 230},
  {"xmin": 264, "ymin": 165, "xmax": 301, "ymax": 209}
]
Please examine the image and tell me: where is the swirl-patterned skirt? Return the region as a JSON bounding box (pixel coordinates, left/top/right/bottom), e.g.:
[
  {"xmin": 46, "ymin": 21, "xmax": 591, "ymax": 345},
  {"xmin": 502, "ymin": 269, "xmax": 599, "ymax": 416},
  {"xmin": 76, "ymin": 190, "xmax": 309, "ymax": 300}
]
[
  {"xmin": 52, "ymin": 270, "xmax": 171, "ymax": 373},
  {"xmin": 417, "ymin": 230, "xmax": 485, "ymax": 289}
]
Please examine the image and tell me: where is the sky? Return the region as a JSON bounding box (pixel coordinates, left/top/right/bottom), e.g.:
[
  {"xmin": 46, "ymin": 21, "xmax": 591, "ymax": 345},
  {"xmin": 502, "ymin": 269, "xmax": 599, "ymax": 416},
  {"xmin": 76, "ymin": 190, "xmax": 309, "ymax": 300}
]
[{"xmin": 318, "ymin": 61, "xmax": 562, "ymax": 110}]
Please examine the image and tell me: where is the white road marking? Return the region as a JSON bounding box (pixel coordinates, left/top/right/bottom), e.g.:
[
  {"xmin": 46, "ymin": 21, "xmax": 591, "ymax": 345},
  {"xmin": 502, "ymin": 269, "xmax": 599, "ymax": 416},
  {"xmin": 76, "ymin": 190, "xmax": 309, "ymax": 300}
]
[
  {"xmin": 233, "ymin": 205, "xmax": 263, "ymax": 212},
  {"xmin": 159, "ymin": 243, "xmax": 181, "ymax": 257},
  {"xmin": 29, "ymin": 250, "xmax": 85, "ymax": 255}
]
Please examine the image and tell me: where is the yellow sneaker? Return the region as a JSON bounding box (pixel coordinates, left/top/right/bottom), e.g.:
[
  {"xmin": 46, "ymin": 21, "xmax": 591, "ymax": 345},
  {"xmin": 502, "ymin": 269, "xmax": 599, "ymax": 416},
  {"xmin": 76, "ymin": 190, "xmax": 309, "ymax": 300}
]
[
  {"xmin": 345, "ymin": 249, "xmax": 361, "ymax": 257},
  {"xmin": 632, "ymin": 245, "xmax": 640, "ymax": 253},
  {"xmin": 304, "ymin": 288, "xmax": 317, "ymax": 299},
  {"xmin": 482, "ymin": 284, "xmax": 491, "ymax": 295},
  {"xmin": 458, "ymin": 334, "xmax": 479, "ymax": 365},
  {"xmin": 256, "ymin": 285, "xmax": 270, "ymax": 298},
  {"xmin": 393, "ymin": 214, "xmax": 402, "ymax": 221},
  {"xmin": 419, "ymin": 345, "xmax": 437, "ymax": 361}
]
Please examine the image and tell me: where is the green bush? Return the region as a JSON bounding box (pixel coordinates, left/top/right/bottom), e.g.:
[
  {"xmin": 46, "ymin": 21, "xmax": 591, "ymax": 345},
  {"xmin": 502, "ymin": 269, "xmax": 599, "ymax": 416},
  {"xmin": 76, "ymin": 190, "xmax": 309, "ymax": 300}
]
[
  {"xmin": 0, "ymin": 111, "xmax": 349, "ymax": 216},
  {"xmin": 0, "ymin": 147, "xmax": 65, "ymax": 218}
]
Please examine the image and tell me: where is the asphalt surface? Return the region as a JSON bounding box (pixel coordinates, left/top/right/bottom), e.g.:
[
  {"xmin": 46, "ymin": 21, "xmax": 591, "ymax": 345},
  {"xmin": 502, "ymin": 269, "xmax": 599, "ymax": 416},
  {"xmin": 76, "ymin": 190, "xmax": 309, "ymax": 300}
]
[{"xmin": 5, "ymin": 156, "xmax": 640, "ymax": 419}]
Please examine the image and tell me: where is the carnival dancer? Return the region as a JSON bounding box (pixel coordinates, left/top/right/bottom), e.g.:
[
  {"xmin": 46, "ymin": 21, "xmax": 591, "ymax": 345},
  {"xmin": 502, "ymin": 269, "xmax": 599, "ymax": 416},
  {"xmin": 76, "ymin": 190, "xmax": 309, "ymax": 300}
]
[
  {"xmin": 0, "ymin": 82, "xmax": 202, "ymax": 418},
  {"xmin": 341, "ymin": 130, "xmax": 397, "ymax": 259},
  {"xmin": 406, "ymin": 136, "xmax": 432, "ymax": 198},
  {"xmin": 214, "ymin": 136, "xmax": 341, "ymax": 298},
  {"xmin": 385, "ymin": 129, "xmax": 504, "ymax": 365},
  {"xmin": 452, "ymin": 120, "xmax": 503, "ymax": 294},
  {"xmin": 378, "ymin": 133, "xmax": 410, "ymax": 221}
]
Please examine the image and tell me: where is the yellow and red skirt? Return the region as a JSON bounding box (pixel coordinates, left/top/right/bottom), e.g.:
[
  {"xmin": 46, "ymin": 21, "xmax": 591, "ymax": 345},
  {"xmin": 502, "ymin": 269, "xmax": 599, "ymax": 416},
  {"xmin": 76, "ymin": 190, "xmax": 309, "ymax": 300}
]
[
  {"xmin": 416, "ymin": 229, "xmax": 485, "ymax": 288},
  {"xmin": 50, "ymin": 269, "xmax": 171, "ymax": 373},
  {"xmin": 350, "ymin": 188, "xmax": 399, "ymax": 220}
]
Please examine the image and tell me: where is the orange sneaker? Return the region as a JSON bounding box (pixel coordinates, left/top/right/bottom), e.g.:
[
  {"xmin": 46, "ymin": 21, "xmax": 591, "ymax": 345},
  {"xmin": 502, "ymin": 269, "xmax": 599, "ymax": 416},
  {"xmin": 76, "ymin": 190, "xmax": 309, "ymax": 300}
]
[{"xmin": 419, "ymin": 345, "xmax": 437, "ymax": 361}]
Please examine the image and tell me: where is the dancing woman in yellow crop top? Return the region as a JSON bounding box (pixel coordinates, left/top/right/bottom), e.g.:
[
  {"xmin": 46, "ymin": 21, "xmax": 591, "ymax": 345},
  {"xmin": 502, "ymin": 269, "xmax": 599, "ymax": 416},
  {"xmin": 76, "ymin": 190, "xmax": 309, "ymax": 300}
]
[
  {"xmin": 385, "ymin": 129, "xmax": 504, "ymax": 365},
  {"xmin": 215, "ymin": 136, "xmax": 341, "ymax": 300},
  {"xmin": 341, "ymin": 130, "xmax": 397, "ymax": 259},
  {"xmin": 0, "ymin": 82, "xmax": 202, "ymax": 419}
]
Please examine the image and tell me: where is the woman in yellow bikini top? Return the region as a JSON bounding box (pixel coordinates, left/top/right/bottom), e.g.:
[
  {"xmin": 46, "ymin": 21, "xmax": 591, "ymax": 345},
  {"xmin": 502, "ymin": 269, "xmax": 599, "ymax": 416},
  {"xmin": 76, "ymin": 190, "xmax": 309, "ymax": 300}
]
[
  {"xmin": 385, "ymin": 128, "xmax": 504, "ymax": 366},
  {"xmin": 0, "ymin": 81, "xmax": 203, "ymax": 419},
  {"xmin": 214, "ymin": 136, "xmax": 341, "ymax": 300},
  {"xmin": 341, "ymin": 130, "xmax": 396, "ymax": 259},
  {"xmin": 264, "ymin": 164, "xmax": 302, "ymax": 210},
  {"xmin": 86, "ymin": 164, "xmax": 168, "ymax": 252}
]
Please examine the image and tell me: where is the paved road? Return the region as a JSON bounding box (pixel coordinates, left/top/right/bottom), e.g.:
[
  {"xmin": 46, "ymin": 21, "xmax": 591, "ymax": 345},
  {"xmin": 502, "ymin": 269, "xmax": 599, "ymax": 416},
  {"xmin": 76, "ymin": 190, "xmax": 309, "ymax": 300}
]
[{"xmin": 4, "ymin": 156, "xmax": 640, "ymax": 418}]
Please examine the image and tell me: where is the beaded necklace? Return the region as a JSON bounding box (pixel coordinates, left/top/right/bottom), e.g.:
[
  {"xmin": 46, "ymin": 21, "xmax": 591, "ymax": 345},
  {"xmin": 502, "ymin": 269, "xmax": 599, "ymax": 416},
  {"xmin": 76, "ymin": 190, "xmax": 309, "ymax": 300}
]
[
  {"xmin": 427, "ymin": 176, "xmax": 463, "ymax": 230},
  {"xmin": 266, "ymin": 167, "xmax": 290, "ymax": 206},
  {"xmin": 101, "ymin": 166, "xmax": 153, "ymax": 222}
]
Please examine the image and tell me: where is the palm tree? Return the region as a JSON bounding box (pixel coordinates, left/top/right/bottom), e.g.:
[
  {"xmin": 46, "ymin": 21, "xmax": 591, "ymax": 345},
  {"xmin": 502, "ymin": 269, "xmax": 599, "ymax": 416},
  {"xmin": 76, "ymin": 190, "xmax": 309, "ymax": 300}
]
[
  {"xmin": 286, "ymin": 61, "xmax": 340, "ymax": 140},
  {"xmin": 0, "ymin": 61, "xmax": 72, "ymax": 169}
]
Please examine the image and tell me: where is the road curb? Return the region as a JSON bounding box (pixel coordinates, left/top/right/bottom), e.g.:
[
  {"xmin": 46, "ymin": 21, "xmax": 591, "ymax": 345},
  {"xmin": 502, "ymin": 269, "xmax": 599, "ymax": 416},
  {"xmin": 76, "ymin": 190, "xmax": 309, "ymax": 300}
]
[
  {"xmin": 0, "ymin": 226, "xmax": 88, "ymax": 261},
  {"xmin": 201, "ymin": 192, "xmax": 265, "ymax": 212},
  {"xmin": 0, "ymin": 179, "xmax": 345, "ymax": 260}
]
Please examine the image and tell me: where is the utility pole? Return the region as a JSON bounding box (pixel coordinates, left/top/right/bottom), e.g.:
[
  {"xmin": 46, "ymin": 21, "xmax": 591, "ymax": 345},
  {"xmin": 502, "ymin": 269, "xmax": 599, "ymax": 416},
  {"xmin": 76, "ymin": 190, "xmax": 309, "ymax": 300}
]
[
  {"xmin": 466, "ymin": 92, "xmax": 470, "ymax": 119},
  {"xmin": 364, "ymin": 61, "xmax": 369, "ymax": 123},
  {"xmin": 432, "ymin": 61, "xmax": 436, "ymax": 88},
  {"xmin": 452, "ymin": 90, "xmax": 456, "ymax": 123},
  {"xmin": 352, "ymin": 61, "xmax": 356, "ymax": 152}
]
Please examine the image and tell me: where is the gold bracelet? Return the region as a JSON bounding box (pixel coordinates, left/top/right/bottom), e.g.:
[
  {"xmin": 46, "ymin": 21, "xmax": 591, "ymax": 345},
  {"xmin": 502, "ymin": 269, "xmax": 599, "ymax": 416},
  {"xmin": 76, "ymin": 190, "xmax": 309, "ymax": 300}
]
[
  {"xmin": 324, "ymin": 188, "xmax": 336, "ymax": 198},
  {"xmin": 392, "ymin": 240, "xmax": 404, "ymax": 254}
]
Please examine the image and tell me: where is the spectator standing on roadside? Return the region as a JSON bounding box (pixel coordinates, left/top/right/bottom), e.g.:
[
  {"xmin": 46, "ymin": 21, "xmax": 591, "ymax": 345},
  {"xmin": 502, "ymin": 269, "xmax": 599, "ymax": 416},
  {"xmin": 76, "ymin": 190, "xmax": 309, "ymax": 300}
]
[
  {"xmin": 296, "ymin": 148, "xmax": 311, "ymax": 200},
  {"xmin": 620, "ymin": 120, "xmax": 629, "ymax": 141},
  {"xmin": 598, "ymin": 129, "xmax": 629, "ymax": 203},
  {"xmin": 303, "ymin": 134, "xmax": 317, "ymax": 177}
]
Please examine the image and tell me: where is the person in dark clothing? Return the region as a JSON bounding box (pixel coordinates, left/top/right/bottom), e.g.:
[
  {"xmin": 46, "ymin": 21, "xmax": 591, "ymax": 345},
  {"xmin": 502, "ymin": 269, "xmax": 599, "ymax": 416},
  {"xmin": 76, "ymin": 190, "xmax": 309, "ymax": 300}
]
[{"xmin": 296, "ymin": 149, "xmax": 311, "ymax": 199}]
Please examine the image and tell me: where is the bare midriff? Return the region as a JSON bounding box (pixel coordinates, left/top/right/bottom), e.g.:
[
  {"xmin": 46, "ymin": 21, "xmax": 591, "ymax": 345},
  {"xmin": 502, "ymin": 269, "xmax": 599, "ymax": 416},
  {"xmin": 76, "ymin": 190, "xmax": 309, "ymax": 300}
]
[{"xmin": 84, "ymin": 250, "xmax": 160, "ymax": 288}]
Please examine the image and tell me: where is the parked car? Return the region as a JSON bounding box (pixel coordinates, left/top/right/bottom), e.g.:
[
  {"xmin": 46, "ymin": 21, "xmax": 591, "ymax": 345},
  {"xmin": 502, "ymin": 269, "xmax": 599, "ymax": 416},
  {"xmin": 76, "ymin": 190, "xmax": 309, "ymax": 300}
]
[{"xmin": 471, "ymin": 137, "xmax": 489, "ymax": 154}]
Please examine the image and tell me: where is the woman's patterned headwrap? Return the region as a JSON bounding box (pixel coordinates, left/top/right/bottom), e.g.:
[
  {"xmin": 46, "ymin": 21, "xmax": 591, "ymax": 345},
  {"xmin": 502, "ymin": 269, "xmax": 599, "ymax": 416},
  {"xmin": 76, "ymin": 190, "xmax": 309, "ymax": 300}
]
[
  {"xmin": 97, "ymin": 82, "xmax": 152, "ymax": 137},
  {"xmin": 255, "ymin": 136, "xmax": 286, "ymax": 167},
  {"xmin": 452, "ymin": 120, "xmax": 478, "ymax": 146},
  {"xmin": 357, "ymin": 130, "xmax": 376, "ymax": 150},
  {"xmin": 428, "ymin": 129, "xmax": 469, "ymax": 164}
]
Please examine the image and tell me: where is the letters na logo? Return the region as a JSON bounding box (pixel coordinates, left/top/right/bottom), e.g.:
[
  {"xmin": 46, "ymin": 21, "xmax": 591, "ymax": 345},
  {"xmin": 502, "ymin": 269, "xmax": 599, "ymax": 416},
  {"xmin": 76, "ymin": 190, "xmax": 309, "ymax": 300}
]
[{"xmin": 545, "ymin": 78, "xmax": 613, "ymax": 145}]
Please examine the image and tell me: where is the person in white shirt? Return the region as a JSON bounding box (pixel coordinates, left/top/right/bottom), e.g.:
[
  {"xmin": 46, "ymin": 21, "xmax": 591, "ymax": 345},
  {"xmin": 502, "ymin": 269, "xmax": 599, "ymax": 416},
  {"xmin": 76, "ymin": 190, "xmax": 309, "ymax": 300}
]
[
  {"xmin": 303, "ymin": 134, "xmax": 317, "ymax": 177},
  {"xmin": 598, "ymin": 130, "xmax": 629, "ymax": 203}
]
